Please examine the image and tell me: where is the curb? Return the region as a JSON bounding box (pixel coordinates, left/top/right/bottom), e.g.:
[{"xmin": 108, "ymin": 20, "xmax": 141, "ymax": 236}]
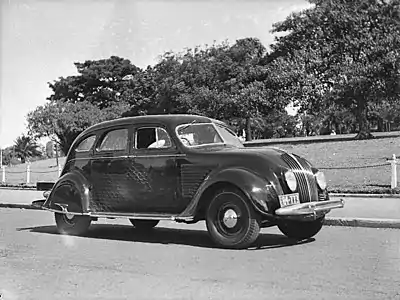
[
  {"xmin": 330, "ymin": 193, "xmax": 400, "ymax": 198},
  {"xmin": 0, "ymin": 186, "xmax": 37, "ymax": 191},
  {"xmin": 324, "ymin": 217, "xmax": 400, "ymax": 229},
  {"xmin": 0, "ymin": 203, "xmax": 42, "ymax": 210}
]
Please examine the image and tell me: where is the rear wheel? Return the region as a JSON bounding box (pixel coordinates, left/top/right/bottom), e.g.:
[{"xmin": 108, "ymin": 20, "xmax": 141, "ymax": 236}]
[
  {"xmin": 205, "ymin": 187, "xmax": 261, "ymax": 249},
  {"xmin": 278, "ymin": 216, "xmax": 324, "ymax": 240},
  {"xmin": 129, "ymin": 219, "xmax": 159, "ymax": 230},
  {"xmin": 54, "ymin": 203, "xmax": 91, "ymax": 235}
]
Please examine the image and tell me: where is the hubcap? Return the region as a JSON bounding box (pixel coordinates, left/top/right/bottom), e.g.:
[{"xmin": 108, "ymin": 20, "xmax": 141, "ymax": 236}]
[{"xmin": 222, "ymin": 209, "xmax": 238, "ymax": 228}]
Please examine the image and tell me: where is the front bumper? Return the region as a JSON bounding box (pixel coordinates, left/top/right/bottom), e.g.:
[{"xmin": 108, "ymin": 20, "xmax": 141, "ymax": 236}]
[{"xmin": 274, "ymin": 199, "xmax": 345, "ymax": 217}]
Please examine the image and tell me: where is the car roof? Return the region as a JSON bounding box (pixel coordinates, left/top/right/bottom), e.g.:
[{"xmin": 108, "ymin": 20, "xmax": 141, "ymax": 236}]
[{"xmin": 80, "ymin": 114, "xmax": 219, "ymax": 136}]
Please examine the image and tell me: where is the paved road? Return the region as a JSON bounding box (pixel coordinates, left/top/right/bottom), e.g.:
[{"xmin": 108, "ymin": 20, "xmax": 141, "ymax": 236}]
[{"xmin": 1, "ymin": 209, "xmax": 399, "ymax": 300}]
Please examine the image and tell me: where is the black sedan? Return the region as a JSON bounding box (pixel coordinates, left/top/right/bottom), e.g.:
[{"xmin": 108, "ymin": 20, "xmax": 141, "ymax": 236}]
[{"xmin": 33, "ymin": 114, "xmax": 344, "ymax": 249}]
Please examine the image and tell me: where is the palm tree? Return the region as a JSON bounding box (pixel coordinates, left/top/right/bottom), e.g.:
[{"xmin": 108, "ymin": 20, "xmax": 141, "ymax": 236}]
[{"xmin": 13, "ymin": 135, "xmax": 42, "ymax": 164}]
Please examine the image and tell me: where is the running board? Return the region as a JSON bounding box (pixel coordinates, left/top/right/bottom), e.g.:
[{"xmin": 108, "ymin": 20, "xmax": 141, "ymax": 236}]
[
  {"xmin": 39, "ymin": 205, "xmax": 195, "ymax": 222},
  {"xmin": 90, "ymin": 212, "xmax": 181, "ymax": 220}
]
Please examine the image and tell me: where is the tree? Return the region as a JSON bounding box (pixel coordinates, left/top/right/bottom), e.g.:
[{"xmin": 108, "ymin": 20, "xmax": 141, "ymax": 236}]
[
  {"xmin": 27, "ymin": 101, "xmax": 130, "ymax": 155},
  {"xmin": 47, "ymin": 56, "xmax": 141, "ymax": 109},
  {"xmin": 270, "ymin": 0, "xmax": 400, "ymax": 139},
  {"xmin": 45, "ymin": 141, "xmax": 54, "ymax": 158},
  {"xmin": 369, "ymin": 100, "xmax": 400, "ymax": 131},
  {"xmin": 27, "ymin": 56, "xmax": 141, "ymax": 154},
  {"xmin": 144, "ymin": 38, "xmax": 289, "ymax": 141},
  {"xmin": 120, "ymin": 67, "xmax": 159, "ymax": 116},
  {"xmin": 1, "ymin": 146, "xmax": 16, "ymax": 166},
  {"xmin": 231, "ymin": 111, "xmax": 299, "ymax": 139},
  {"xmin": 13, "ymin": 135, "xmax": 42, "ymax": 164}
]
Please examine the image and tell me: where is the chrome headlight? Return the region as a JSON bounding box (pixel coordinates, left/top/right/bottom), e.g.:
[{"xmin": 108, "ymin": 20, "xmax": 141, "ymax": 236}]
[
  {"xmin": 315, "ymin": 171, "xmax": 327, "ymax": 190},
  {"xmin": 284, "ymin": 170, "xmax": 297, "ymax": 192}
]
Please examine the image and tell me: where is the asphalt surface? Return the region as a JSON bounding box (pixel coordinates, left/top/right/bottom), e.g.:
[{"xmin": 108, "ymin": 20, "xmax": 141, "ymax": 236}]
[{"xmin": 1, "ymin": 209, "xmax": 399, "ymax": 300}]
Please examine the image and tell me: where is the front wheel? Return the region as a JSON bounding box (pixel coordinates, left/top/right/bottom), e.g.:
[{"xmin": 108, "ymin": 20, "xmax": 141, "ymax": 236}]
[
  {"xmin": 205, "ymin": 187, "xmax": 261, "ymax": 249},
  {"xmin": 278, "ymin": 216, "xmax": 325, "ymax": 240},
  {"xmin": 129, "ymin": 219, "xmax": 159, "ymax": 230}
]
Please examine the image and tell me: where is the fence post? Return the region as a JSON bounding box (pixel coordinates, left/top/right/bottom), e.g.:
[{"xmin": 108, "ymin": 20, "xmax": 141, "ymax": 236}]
[
  {"xmin": 58, "ymin": 164, "xmax": 61, "ymax": 177},
  {"xmin": 26, "ymin": 163, "xmax": 31, "ymax": 184},
  {"xmin": 1, "ymin": 166, "xmax": 5, "ymax": 184},
  {"xmin": 391, "ymin": 154, "xmax": 397, "ymax": 189}
]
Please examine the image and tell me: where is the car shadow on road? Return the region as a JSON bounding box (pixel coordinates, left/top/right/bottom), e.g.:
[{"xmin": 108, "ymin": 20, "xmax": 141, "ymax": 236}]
[{"xmin": 17, "ymin": 224, "xmax": 315, "ymax": 250}]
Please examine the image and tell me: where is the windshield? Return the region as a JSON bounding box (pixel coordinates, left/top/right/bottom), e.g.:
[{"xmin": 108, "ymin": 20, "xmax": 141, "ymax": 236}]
[
  {"xmin": 215, "ymin": 123, "xmax": 244, "ymax": 147},
  {"xmin": 176, "ymin": 122, "xmax": 243, "ymax": 148}
]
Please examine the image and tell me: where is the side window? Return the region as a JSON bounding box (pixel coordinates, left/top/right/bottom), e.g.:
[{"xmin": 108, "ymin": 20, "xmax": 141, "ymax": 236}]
[
  {"xmin": 75, "ymin": 135, "xmax": 96, "ymax": 152},
  {"xmin": 135, "ymin": 127, "xmax": 172, "ymax": 149},
  {"xmin": 98, "ymin": 128, "xmax": 129, "ymax": 151}
]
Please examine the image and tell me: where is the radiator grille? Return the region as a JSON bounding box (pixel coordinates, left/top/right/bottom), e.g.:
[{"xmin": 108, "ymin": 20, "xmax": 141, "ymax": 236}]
[{"xmin": 280, "ymin": 153, "xmax": 319, "ymax": 203}]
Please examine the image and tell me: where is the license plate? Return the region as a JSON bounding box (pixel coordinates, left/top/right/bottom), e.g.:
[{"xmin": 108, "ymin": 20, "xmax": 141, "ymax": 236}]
[{"xmin": 279, "ymin": 193, "xmax": 300, "ymax": 208}]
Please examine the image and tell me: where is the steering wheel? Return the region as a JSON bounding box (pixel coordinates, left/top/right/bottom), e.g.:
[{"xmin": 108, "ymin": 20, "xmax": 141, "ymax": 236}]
[{"xmin": 180, "ymin": 137, "xmax": 192, "ymax": 146}]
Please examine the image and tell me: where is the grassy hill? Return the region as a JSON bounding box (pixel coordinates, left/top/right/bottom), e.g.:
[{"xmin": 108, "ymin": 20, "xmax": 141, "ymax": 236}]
[{"xmin": 2, "ymin": 132, "xmax": 400, "ymax": 193}]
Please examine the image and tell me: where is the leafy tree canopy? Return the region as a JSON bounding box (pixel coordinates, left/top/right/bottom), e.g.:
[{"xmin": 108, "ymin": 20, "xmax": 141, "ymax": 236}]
[
  {"xmin": 48, "ymin": 56, "xmax": 141, "ymax": 109},
  {"xmin": 269, "ymin": 0, "xmax": 400, "ymax": 139},
  {"xmin": 27, "ymin": 101, "xmax": 129, "ymax": 155},
  {"xmin": 136, "ymin": 38, "xmax": 291, "ymax": 140}
]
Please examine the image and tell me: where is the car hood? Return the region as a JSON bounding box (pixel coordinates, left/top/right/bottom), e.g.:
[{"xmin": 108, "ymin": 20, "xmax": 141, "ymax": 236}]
[
  {"xmin": 228, "ymin": 146, "xmax": 290, "ymax": 163},
  {"xmin": 200, "ymin": 145, "xmax": 308, "ymax": 172}
]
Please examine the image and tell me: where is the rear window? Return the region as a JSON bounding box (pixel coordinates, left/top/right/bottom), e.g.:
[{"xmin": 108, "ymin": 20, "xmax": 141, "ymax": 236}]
[{"xmin": 75, "ymin": 135, "xmax": 96, "ymax": 152}]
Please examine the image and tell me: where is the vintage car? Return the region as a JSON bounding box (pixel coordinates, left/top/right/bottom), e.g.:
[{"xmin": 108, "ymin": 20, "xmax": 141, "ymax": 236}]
[{"xmin": 33, "ymin": 114, "xmax": 344, "ymax": 249}]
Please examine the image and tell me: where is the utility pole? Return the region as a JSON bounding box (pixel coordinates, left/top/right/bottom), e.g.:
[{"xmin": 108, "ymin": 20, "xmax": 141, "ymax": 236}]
[
  {"xmin": 46, "ymin": 116, "xmax": 59, "ymax": 167},
  {"xmin": 0, "ymin": 147, "xmax": 2, "ymax": 169},
  {"xmin": 54, "ymin": 141, "xmax": 59, "ymax": 167}
]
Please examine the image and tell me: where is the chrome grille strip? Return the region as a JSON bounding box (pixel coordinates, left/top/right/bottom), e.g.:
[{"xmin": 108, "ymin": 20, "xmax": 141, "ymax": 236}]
[
  {"xmin": 281, "ymin": 153, "xmax": 318, "ymax": 202},
  {"xmin": 297, "ymin": 158, "xmax": 319, "ymax": 200},
  {"xmin": 282, "ymin": 154, "xmax": 306, "ymax": 200},
  {"xmin": 306, "ymin": 172, "xmax": 319, "ymax": 200},
  {"xmin": 288, "ymin": 154, "xmax": 313, "ymax": 202},
  {"xmin": 296, "ymin": 170, "xmax": 309, "ymax": 202}
]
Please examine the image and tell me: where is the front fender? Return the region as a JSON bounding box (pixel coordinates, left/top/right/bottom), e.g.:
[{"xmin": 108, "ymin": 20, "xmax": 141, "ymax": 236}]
[
  {"xmin": 179, "ymin": 167, "xmax": 284, "ymax": 218},
  {"xmin": 43, "ymin": 170, "xmax": 91, "ymax": 213}
]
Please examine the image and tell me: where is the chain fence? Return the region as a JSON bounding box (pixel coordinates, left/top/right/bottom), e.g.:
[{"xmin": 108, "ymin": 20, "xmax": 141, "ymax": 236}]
[
  {"xmin": 1, "ymin": 164, "xmax": 62, "ymax": 185},
  {"xmin": 313, "ymin": 155, "xmax": 399, "ymax": 189},
  {"xmin": 318, "ymin": 162, "xmax": 390, "ymax": 170}
]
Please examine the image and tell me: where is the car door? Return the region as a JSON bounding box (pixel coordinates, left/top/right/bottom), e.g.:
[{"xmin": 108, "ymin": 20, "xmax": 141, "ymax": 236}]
[
  {"xmin": 129, "ymin": 124, "xmax": 185, "ymax": 214},
  {"xmin": 90, "ymin": 126, "xmax": 133, "ymax": 213}
]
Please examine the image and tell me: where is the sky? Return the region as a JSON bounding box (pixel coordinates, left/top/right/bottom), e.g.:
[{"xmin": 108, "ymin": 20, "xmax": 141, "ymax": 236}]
[{"xmin": 0, "ymin": 0, "xmax": 311, "ymax": 148}]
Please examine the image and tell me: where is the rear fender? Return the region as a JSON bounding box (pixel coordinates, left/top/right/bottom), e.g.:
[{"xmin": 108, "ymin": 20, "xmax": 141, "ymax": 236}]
[
  {"xmin": 179, "ymin": 167, "xmax": 283, "ymax": 218},
  {"xmin": 43, "ymin": 171, "xmax": 91, "ymax": 214}
]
